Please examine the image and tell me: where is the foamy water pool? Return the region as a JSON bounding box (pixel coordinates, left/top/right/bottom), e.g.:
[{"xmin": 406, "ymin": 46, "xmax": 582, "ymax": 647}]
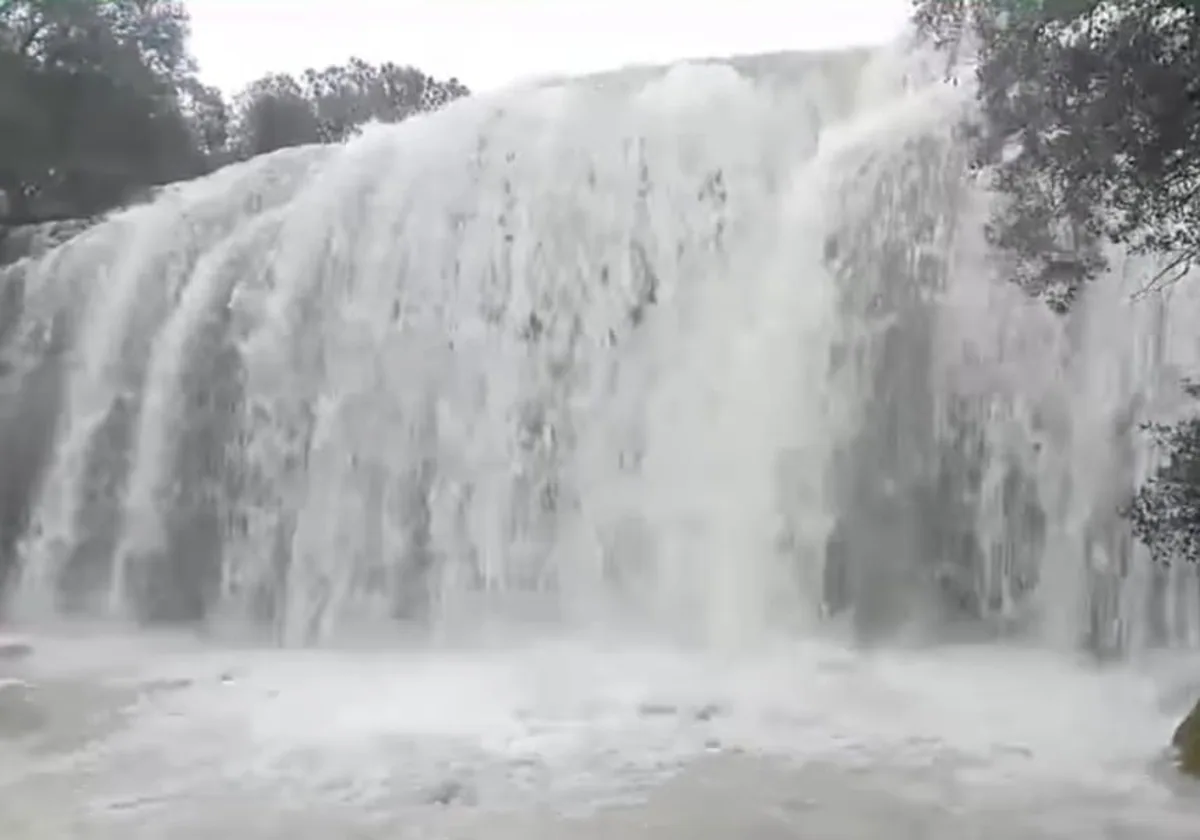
[{"xmin": 1, "ymin": 630, "xmax": 1198, "ymax": 838}]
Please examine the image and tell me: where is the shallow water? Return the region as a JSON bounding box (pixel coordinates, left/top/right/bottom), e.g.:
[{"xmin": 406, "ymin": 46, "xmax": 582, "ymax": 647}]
[{"xmin": 2, "ymin": 630, "xmax": 1198, "ymax": 838}]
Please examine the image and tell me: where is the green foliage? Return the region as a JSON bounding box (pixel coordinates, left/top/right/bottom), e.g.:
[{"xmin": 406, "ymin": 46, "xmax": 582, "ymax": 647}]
[
  {"xmin": 229, "ymin": 60, "xmax": 470, "ymax": 157},
  {"xmin": 915, "ymin": 1, "xmax": 1200, "ymax": 567},
  {"xmin": 1127, "ymin": 384, "xmax": 1200, "ymax": 565},
  {"xmin": 913, "ymin": 0, "xmax": 1200, "ymax": 311},
  {"xmin": 0, "ymin": 1, "xmax": 471, "ymax": 225},
  {"xmin": 232, "ymin": 72, "xmax": 325, "ymax": 158},
  {"xmin": 1, "ymin": 0, "xmax": 202, "ymax": 220}
]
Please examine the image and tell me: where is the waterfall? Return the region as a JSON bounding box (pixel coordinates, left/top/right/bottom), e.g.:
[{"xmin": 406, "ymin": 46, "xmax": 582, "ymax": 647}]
[{"xmin": 1, "ymin": 46, "xmax": 1198, "ymax": 652}]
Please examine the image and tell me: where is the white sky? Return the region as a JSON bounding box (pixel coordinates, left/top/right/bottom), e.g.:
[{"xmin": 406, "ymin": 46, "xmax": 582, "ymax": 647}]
[{"xmin": 188, "ymin": 0, "xmax": 912, "ymax": 94}]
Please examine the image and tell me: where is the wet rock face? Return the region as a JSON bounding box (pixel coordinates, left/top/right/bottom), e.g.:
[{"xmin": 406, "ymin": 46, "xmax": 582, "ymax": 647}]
[
  {"xmin": 0, "ymin": 219, "xmax": 94, "ymax": 266},
  {"xmin": 1172, "ymin": 697, "xmax": 1200, "ymax": 777}
]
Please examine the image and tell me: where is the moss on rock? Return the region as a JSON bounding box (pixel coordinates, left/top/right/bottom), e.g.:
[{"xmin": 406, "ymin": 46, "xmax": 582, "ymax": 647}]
[{"xmin": 1172, "ymin": 697, "xmax": 1200, "ymax": 777}]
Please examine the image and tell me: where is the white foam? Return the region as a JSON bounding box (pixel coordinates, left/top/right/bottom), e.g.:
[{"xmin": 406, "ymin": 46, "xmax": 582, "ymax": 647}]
[{"xmin": 3, "ymin": 631, "xmax": 1197, "ymax": 836}]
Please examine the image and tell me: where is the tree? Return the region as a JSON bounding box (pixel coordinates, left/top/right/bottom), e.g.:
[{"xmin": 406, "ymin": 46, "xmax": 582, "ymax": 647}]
[
  {"xmin": 0, "ymin": 0, "xmax": 205, "ymax": 223},
  {"xmin": 913, "ymin": 0, "xmax": 1200, "ymax": 568},
  {"xmin": 228, "ymin": 59, "xmax": 470, "ymax": 156},
  {"xmin": 230, "ymin": 72, "xmax": 324, "ymax": 158},
  {"xmin": 1126, "ymin": 383, "xmax": 1200, "ymax": 564},
  {"xmin": 913, "ymin": 0, "xmax": 1200, "ymax": 312},
  {"xmin": 1, "ymin": 2, "xmax": 474, "ymax": 225},
  {"xmin": 303, "ymin": 58, "xmax": 427, "ymax": 143},
  {"xmin": 179, "ymin": 78, "xmax": 232, "ymax": 165}
]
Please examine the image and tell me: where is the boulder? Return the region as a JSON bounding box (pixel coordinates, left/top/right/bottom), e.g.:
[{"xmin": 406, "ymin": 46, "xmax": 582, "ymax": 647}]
[
  {"xmin": 1172, "ymin": 697, "xmax": 1200, "ymax": 777},
  {"xmin": 0, "ymin": 638, "xmax": 32, "ymax": 660}
]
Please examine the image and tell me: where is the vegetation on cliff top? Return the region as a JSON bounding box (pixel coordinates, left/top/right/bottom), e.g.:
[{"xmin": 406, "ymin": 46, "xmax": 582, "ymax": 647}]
[
  {"xmin": 0, "ymin": 0, "xmax": 469, "ymax": 228},
  {"xmin": 913, "ymin": 0, "xmax": 1200, "ymax": 312}
]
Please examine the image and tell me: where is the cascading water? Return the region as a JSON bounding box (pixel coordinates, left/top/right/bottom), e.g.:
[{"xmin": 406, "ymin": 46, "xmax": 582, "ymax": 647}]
[
  {"xmin": 6, "ymin": 44, "xmax": 1200, "ymax": 840},
  {"xmin": 1, "ymin": 45, "xmax": 1199, "ymax": 656}
]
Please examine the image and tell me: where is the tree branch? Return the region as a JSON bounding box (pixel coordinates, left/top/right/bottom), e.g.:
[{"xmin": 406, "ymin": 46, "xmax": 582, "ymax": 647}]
[{"xmin": 1130, "ymin": 246, "xmax": 1200, "ymax": 300}]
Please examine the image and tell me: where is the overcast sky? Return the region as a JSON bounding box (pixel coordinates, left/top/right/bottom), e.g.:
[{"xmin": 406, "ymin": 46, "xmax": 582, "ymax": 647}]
[{"xmin": 188, "ymin": 0, "xmax": 912, "ymax": 94}]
